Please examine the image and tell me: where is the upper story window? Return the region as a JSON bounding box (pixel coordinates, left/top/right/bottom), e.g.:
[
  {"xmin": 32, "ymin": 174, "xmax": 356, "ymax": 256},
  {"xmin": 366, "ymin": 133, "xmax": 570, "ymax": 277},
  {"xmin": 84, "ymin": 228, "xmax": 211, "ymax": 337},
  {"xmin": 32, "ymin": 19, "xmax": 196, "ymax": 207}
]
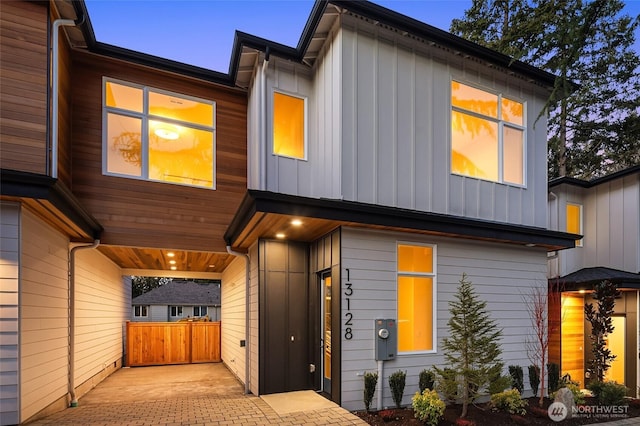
[
  {"xmin": 397, "ymin": 243, "xmax": 437, "ymax": 354},
  {"xmin": 273, "ymin": 91, "xmax": 306, "ymax": 160},
  {"xmin": 103, "ymin": 78, "xmax": 216, "ymax": 189},
  {"xmin": 566, "ymin": 203, "xmax": 583, "ymax": 247},
  {"xmin": 451, "ymin": 81, "xmax": 525, "ymax": 186}
]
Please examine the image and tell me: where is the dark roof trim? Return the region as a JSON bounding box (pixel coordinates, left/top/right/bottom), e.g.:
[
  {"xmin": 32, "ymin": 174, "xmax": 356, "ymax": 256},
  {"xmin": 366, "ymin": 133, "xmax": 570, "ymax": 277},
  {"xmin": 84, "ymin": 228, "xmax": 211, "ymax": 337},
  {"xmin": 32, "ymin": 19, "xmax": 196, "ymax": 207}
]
[
  {"xmin": 553, "ymin": 267, "xmax": 640, "ymax": 290},
  {"xmin": 549, "ymin": 165, "xmax": 640, "ymax": 189},
  {"xmin": 0, "ymin": 169, "xmax": 103, "ymax": 239},
  {"xmin": 75, "ymin": 0, "xmax": 560, "ymax": 90},
  {"xmin": 224, "ymin": 190, "xmax": 578, "ymax": 250}
]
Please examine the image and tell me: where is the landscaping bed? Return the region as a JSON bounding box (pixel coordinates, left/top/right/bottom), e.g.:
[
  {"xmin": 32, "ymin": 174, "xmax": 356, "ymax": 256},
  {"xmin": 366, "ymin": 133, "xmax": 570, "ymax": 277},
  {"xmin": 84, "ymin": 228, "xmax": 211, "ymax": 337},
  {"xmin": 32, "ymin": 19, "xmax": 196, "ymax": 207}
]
[{"xmin": 354, "ymin": 396, "xmax": 640, "ymax": 425}]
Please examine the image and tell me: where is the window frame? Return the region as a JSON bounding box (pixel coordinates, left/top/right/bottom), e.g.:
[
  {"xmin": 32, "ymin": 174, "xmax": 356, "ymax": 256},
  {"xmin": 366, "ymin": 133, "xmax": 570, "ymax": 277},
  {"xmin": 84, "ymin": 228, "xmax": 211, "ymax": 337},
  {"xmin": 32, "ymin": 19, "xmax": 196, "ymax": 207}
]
[
  {"xmin": 396, "ymin": 241, "xmax": 437, "ymax": 355},
  {"xmin": 566, "ymin": 202, "xmax": 584, "ymax": 247},
  {"xmin": 272, "ymin": 89, "xmax": 308, "ymax": 161},
  {"xmin": 102, "ymin": 77, "xmax": 217, "ymax": 189},
  {"xmin": 450, "ymin": 79, "xmax": 527, "ymax": 187},
  {"xmin": 193, "ymin": 306, "xmax": 208, "ymax": 317},
  {"xmin": 133, "ymin": 305, "xmax": 148, "ymax": 318},
  {"xmin": 170, "ymin": 306, "xmax": 183, "ymax": 317}
]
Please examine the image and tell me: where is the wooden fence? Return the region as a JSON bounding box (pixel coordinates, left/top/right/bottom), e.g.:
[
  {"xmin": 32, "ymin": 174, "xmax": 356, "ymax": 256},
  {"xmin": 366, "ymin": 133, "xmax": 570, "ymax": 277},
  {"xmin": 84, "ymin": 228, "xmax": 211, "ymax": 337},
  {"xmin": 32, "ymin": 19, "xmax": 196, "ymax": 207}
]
[{"xmin": 126, "ymin": 321, "xmax": 221, "ymax": 367}]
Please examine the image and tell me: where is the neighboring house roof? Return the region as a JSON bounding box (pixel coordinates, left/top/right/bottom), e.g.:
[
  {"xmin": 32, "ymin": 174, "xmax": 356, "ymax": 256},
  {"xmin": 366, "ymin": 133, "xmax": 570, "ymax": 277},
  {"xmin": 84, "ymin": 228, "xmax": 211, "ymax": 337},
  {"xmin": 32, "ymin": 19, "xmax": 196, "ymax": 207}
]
[
  {"xmin": 549, "ymin": 164, "xmax": 640, "ymax": 189},
  {"xmin": 132, "ymin": 281, "xmax": 221, "ymax": 306},
  {"xmin": 554, "ymin": 267, "xmax": 640, "ymax": 289}
]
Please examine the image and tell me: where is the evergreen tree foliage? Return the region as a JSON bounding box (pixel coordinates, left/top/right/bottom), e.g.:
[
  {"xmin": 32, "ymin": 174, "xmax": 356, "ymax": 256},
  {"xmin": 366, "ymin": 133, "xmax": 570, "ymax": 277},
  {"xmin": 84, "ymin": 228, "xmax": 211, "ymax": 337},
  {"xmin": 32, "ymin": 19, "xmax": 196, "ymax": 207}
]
[
  {"xmin": 131, "ymin": 276, "xmax": 171, "ymax": 298},
  {"xmin": 451, "ymin": 0, "xmax": 640, "ymax": 180},
  {"xmin": 434, "ymin": 273, "xmax": 507, "ymax": 418},
  {"xmin": 584, "ymin": 280, "xmax": 621, "ymax": 382}
]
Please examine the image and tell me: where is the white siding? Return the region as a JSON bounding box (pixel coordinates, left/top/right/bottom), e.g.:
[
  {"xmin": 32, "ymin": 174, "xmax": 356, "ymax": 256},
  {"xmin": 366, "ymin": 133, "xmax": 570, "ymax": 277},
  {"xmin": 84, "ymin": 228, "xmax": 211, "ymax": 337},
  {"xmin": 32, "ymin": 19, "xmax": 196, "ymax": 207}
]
[
  {"xmin": 340, "ymin": 227, "xmax": 548, "ymax": 411},
  {"xmin": 339, "ymin": 18, "xmax": 549, "ymax": 228},
  {"xmin": 221, "ymin": 256, "xmax": 247, "ymax": 383},
  {"xmin": 150, "ymin": 305, "xmax": 167, "ymax": 321},
  {"xmin": 20, "ymin": 210, "xmax": 70, "ymax": 421},
  {"xmin": 0, "ymin": 203, "xmax": 20, "ymax": 426},
  {"xmin": 73, "ymin": 248, "xmax": 129, "ymax": 388}
]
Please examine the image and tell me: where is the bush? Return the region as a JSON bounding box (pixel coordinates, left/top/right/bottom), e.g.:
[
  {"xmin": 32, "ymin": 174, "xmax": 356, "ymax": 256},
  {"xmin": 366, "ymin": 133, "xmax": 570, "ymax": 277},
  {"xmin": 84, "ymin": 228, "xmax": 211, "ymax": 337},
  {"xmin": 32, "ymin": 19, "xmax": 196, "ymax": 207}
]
[
  {"xmin": 412, "ymin": 389, "xmax": 446, "ymax": 426},
  {"xmin": 389, "ymin": 370, "xmax": 406, "ymax": 408},
  {"xmin": 490, "ymin": 388, "xmax": 528, "ymax": 416},
  {"xmin": 437, "ymin": 368, "xmax": 459, "ymax": 402},
  {"xmin": 549, "ymin": 380, "xmax": 585, "ymax": 405},
  {"xmin": 587, "ymin": 381, "xmax": 628, "ymax": 406},
  {"xmin": 419, "ymin": 368, "xmax": 436, "ymax": 392},
  {"xmin": 363, "ymin": 372, "xmax": 378, "ymax": 411},
  {"xmin": 509, "ymin": 365, "xmax": 524, "ymax": 393},
  {"xmin": 488, "ymin": 371, "xmax": 512, "ymax": 395},
  {"xmin": 528, "ymin": 365, "xmax": 540, "ymax": 397},
  {"xmin": 548, "ymin": 363, "xmax": 560, "ymax": 393}
]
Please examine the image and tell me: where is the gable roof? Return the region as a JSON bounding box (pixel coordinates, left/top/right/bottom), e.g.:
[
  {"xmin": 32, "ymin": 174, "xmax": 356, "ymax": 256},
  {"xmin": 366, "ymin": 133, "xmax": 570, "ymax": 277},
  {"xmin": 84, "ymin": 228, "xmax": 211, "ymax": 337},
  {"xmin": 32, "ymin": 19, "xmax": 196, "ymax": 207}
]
[
  {"xmin": 549, "ymin": 165, "xmax": 640, "ymax": 189},
  {"xmin": 64, "ymin": 0, "xmax": 561, "ymax": 89},
  {"xmin": 132, "ymin": 280, "xmax": 221, "ymax": 306}
]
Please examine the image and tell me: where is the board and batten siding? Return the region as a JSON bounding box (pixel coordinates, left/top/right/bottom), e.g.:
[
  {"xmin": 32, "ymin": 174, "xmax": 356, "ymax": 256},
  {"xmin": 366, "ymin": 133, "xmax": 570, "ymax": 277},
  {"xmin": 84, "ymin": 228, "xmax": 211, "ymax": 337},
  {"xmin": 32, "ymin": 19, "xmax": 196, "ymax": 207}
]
[
  {"xmin": 339, "ymin": 17, "xmax": 548, "ymax": 228},
  {"xmin": 0, "ymin": 203, "xmax": 20, "ymax": 426},
  {"xmin": 249, "ymin": 243, "xmax": 259, "ymax": 395},
  {"xmin": 73, "ymin": 248, "xmax": 129, "ymax": 389},
  {"xmin": 221, "ymin": 256, "xmax": 247, "ymax": 383},
  {"xmin": 20, "ymin": 209, "xmax": 70, "ymax": 422},
  {"xmin": 340, "ymin": 227, "xmax": 548, "ymax": 411}
]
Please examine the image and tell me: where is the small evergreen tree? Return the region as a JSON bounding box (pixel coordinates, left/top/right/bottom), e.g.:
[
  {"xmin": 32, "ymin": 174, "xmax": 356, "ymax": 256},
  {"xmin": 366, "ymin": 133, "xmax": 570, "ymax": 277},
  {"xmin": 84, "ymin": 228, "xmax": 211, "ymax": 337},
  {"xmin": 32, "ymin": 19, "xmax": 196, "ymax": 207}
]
[
  {"xmin": 434, "ymin": 273, "xmax": 507, "ymax": 418},
  {"xmin": 585, "ymin": 280, "xmax": 620, "ymax": 381}
]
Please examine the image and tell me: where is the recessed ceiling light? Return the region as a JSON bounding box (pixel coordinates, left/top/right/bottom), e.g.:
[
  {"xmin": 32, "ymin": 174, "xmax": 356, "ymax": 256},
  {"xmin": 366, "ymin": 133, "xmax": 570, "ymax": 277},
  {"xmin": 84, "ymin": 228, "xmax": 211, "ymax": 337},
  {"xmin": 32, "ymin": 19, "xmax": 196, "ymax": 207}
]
[
  {"xmin": 170, "ymin": 266, "xmax": 177, "ymax": 271},
  {"xmin": 167, "ymin": 252, "xmax": 175, "ymax": 257},
  {"xmin": 276, "ymin": 233, "xmax": 286, "ymax": 239},
  {"xmin": 154, "ymin": 128, "xmax": 179, "ymax": 140},
  {"xmin": 208, "ymin": 264, "xmax": 215, "ymax": 268},
  {"xmin": 291, "ymin": 219, "xmax": 302, "ymax": 226},
  {"xmin": 169, "ymin": 260, "xmax": 176, "ymax": 265}
]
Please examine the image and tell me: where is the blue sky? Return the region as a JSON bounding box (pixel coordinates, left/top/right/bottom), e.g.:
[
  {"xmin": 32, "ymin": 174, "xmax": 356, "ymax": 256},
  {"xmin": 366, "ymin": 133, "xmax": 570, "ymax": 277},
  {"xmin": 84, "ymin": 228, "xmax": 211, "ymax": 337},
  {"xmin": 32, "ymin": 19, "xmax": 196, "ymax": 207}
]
[{"xmin": 85, "ymin": 0, "xmax": 640, "ymax": 74}]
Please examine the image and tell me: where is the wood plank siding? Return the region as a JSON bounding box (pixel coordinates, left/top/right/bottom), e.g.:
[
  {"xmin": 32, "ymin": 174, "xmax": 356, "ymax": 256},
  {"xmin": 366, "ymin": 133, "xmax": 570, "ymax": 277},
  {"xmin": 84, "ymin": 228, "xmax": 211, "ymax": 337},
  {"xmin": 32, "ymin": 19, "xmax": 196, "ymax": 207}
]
[
  {"xmin": 339, "ymin": 226, "xmax": 548, "ymax": 411},
  {"xmin": 221, "ymin": 256, "xmax": 247, "ymax": 382},
  {"xmin": 0, "ymin": 1, "xmax": 48, "ymax": 175},
  {"xmin": 0, "ymin": 203, "xmax": 20, "ymax": 426},
  {"xmin": 69, "ymin": 51, "xmax": 247, "ymax": 252}
]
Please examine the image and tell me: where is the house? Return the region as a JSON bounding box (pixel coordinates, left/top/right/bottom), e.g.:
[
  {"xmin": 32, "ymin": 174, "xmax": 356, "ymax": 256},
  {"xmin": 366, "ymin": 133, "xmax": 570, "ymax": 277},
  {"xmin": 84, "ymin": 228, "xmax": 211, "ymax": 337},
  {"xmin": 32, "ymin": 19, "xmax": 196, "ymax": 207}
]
[
  {"xmin": 131, "ymin": 280, "xmax": 221, "ymax": 322},
  {"xmin": 547, "ymin": 165, "xmax": 640, "ymax": 396},
  {"xmin": 0, "ymin": 0, "xmax": 578, "ymax": 423}
]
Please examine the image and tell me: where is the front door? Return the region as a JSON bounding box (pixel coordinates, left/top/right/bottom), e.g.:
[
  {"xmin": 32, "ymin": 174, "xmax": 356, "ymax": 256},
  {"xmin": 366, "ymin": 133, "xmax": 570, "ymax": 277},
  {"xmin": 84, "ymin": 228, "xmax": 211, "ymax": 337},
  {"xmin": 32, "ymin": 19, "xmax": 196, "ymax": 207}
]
[
  {"xmin": 605, "ymin": 316, "xmax": 626, "ymax": 384},
  {"xmin": 321, "ymin": 272, "xmax": 332, "ymax": 394}
]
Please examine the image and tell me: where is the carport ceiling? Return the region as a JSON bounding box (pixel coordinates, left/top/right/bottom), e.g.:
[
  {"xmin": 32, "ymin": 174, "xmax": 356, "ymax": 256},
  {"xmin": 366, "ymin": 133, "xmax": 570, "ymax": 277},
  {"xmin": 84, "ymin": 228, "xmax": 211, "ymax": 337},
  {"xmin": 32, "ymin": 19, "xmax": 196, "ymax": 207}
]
[{"xmin": 98, "ymin": 246, "xmax": 234, "ymax": 274}]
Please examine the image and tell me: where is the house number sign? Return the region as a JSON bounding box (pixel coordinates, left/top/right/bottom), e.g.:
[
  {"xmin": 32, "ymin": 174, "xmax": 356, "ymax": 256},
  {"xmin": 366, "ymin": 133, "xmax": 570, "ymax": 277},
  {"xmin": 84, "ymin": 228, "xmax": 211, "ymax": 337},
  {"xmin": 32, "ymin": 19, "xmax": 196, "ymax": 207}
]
[{"xmin": 344, "ymin": 268, "xmax": 353, "ymax": 340}]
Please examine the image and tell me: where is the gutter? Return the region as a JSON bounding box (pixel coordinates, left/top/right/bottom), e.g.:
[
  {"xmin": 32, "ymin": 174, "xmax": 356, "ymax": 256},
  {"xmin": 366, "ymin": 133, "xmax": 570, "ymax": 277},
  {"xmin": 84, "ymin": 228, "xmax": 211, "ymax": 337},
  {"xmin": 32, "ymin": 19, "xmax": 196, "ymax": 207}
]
[
  {"xmin": 225, "ymin": 245, "xmax": 251, "ymax": 395},
  {"xmin": 68, "ymin": 240, "xmax": 100, "ymax": 407}
]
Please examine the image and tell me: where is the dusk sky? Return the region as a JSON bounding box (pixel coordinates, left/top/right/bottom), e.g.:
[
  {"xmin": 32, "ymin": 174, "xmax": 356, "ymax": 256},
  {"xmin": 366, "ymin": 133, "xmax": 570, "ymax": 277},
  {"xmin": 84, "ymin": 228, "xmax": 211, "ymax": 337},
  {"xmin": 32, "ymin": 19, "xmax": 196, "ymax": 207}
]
[{"xmin": 85, "ymin": 0, "xmax": 640, "ymax": 74}]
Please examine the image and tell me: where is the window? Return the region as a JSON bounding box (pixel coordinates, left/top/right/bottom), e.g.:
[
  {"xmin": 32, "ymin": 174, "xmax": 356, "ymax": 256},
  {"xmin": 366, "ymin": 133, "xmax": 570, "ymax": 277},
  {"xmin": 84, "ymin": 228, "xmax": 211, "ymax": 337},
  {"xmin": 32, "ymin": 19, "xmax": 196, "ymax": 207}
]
[
  {"xmin": 170, "ymin": 306, "xmax": 183, "ymax": 317},
  {"xmin": 451, "ymin": 81, "xmax": 525, "ymax": 185},
  {"xmin": 133, "ymin": 305, "xmax": 148, "ymax": 317},
  {"xmin": 566, "ymin": 203, "xmax": 583, "ymax": 247},
  {"xmin": 397, "ymin": 243, "xmax": 436, "ymax": 353},
  {"xmin": 273, "ymin": 91, "xmax": 306, "ymax": 159},
  {"xmin": 193, "ymin": 306, "xmax": 208, "ymax": 317},
  {"xmin": 103, "ymin": 78, "xmax": 216, "ymax": 189}
]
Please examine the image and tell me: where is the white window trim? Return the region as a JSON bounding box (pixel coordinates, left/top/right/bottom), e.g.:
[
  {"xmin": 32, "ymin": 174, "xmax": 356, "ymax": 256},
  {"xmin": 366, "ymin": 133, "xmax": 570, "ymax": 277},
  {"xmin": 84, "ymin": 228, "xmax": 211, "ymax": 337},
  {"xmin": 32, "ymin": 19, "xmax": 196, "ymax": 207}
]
[
  {"xmin": 396, "ymin": 241, "xmax": 438, "ymax": 355},
  {"xmin": 102, "ymin": 77, "xmax": 217, "ymax": 189},
  {"xmin": 170, "ymin": 306, "xmax": 183, "ymax": 317},
  {"xmin": 567, "ymin": 202, "xmax": 584, "ymax": 247},
  {"xmin": 133, "ymin": 305, "xmax": 149, "ymax": 318},
  {"xmin": 271, "ymin": 89, "xmax": 308, "ymax": 161},
  {"xmin": 450, "ymin": 78, "xmax": 528, "ymax": 188},
  {"xmin": 194, "ymin": 306, "xmax": 208, "ymax": 316}
]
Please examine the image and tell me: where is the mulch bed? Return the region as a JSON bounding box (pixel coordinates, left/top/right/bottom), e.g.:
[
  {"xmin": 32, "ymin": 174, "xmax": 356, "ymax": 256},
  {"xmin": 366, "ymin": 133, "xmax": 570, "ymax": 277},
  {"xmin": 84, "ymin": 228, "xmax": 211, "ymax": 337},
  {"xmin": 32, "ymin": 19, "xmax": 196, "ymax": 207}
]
[{"xmin": 354, "ymin": 397, "xmax": 640, "ymax": 425}]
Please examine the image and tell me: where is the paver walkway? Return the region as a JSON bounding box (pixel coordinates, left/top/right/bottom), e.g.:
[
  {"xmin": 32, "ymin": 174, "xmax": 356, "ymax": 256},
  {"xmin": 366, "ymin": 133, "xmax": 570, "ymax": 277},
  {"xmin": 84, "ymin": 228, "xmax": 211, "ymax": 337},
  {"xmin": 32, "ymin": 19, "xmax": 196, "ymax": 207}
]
[{"xmin": 25, "ymin": 363, "xmax": 366, "ymax": 426}]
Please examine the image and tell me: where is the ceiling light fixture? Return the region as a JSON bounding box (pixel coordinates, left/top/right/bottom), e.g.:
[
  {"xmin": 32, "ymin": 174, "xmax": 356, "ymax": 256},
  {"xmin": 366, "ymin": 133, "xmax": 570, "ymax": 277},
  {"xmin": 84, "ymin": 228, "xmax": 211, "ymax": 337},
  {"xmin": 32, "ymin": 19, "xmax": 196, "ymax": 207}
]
[
  {"xmin": 167, "ymin": 252, "xmax": 175, "ymax": 257},
  {"xmin": 291, "ymin": 219, "xmax": 302, "ymax": 226},
  {"xmin": 154, "ymin": 128, "xmax": 179, "ymax": 140},
  {"xmin": 276, "ymin": 233, "xmax": 286, "ymax": 239},
  {"xmin": 169, "ymin": 260, "xmax": 176, "ymax": 265},
  {"xmin": 170, "ymin": 266, "xmax": 177, "ymax": 271}
]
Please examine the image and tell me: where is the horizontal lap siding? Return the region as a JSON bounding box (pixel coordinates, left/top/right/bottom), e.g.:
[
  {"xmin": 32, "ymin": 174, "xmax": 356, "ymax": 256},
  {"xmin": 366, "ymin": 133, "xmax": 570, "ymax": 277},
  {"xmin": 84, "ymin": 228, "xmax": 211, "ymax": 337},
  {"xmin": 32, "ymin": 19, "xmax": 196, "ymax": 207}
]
[
  {"xmin": 70, "ymin": 52, "xmax": 247, "ymax": 253},
  {"xmin": 221, "ymin": 256, "xmax": 247, "ymax": 383},
  {"xmin": 0, "ymin": 1, "xmax": 48, "ymax": 174},
  {"xmin": 340, "ymin": 19, "xmax": 548, "ymax": 228},
  {"xmin": 340, "ymin": 227, "xmax": 547, "ymax": 411},
  {"xmin": 73, "ymin": 248, "xmax": 129, "ymax": 388},
  {"xmin": 20, "ymin": 210, "xmax": 69, "ymax": 422},
  {"xmin": 0, "ymin": 203, "xmax": 20, "ymax": 426}
]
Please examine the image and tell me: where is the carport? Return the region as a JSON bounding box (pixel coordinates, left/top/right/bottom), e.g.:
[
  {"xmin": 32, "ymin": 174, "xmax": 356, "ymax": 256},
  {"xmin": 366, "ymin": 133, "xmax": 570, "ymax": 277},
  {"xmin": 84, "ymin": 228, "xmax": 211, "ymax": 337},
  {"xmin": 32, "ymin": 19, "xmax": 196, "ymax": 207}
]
[{"xmin": 26, "ymin": 364, "xmax": 366, "ymax": 425}]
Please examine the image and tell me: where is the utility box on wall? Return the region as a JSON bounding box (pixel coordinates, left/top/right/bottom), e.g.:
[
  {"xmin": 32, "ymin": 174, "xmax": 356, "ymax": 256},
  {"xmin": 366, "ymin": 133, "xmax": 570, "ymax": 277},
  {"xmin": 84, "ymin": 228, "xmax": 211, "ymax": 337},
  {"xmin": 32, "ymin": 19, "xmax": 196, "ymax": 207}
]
[{"xmin": 375, "ymin": 319, "xmax": 397, "ymax": 361}]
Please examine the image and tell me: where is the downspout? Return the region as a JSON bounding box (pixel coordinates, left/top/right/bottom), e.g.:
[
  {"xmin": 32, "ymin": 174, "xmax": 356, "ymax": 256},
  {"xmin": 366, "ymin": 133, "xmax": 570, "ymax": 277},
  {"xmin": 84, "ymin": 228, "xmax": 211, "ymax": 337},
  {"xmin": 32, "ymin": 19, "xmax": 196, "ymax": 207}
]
[
  {"xmin": 226, "ymin": 245, "xmax": 251, "ymax": 395},
  {"xmin": 377, "ymin": 360, "xmax": 384, "ymax": 410},
  {"xmin": 259, "ymin": 48, "xmax": 270, "ymax": 190},
  {"xmin": 68, "ymin": 240, "xmax": 100, "ymax": 407},
  {"xmin": 51, "ymin": 18, "xmax": 79, "ymax": 178}
]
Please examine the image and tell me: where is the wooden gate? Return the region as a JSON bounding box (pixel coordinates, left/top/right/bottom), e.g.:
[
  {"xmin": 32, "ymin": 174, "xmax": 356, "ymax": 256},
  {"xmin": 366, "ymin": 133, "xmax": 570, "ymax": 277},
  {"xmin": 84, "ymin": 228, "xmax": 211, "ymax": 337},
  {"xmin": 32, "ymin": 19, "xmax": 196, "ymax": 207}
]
[{"xmin": 126, "ymin": 321, "xmax": 221, "ymax": 367}]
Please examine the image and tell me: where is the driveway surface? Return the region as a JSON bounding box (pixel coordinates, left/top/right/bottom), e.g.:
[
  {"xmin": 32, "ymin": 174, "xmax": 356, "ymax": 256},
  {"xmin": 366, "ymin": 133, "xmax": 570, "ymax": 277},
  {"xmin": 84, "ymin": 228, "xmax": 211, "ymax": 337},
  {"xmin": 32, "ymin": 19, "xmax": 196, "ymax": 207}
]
[{"xmin": 26, "ymin": 363, "xmax": 366, "ymax": 425}]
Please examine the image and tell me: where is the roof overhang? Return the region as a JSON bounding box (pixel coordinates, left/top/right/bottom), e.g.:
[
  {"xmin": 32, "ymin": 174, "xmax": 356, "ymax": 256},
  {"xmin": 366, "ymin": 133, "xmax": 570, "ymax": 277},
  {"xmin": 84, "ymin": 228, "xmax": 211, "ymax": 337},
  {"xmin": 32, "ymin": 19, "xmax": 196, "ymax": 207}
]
[
  {"xmin": 549, "ymin": 165, "xmax": 640, "ymax": 189},
  {"xmin": 0, "ymin": 169, "xmax": 103, "ymax": 241},
  {"xmin": 552, "ymin": 267, "xmax": 640, "ymax": 291},
  {"xmin": 225, "ymin": 190, "xmax": 579, "ymax": 252}
]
